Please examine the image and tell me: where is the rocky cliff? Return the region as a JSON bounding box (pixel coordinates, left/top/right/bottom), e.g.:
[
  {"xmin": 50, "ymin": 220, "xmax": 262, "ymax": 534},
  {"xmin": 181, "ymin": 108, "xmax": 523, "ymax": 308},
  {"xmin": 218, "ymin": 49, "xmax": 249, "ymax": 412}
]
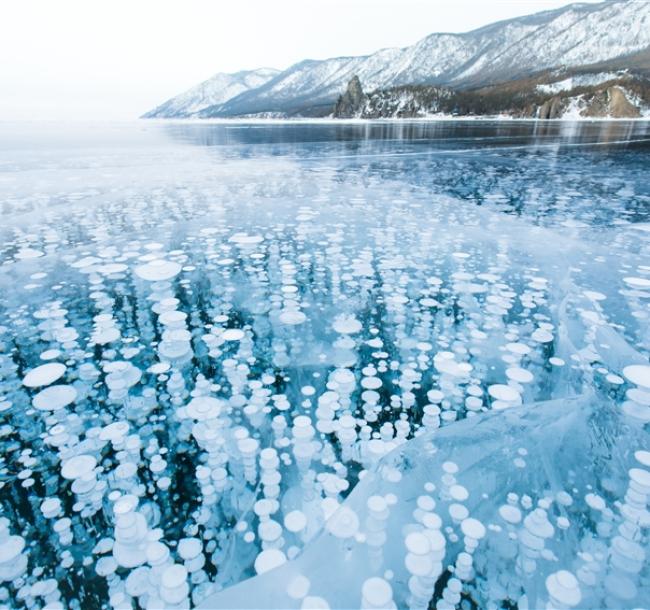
[
  {"xmin": 332, "ymin": 73, "xmax": 650, "ymax": 120},
  {"xmin": 333, "ymin": 76, "xmax": 368, "ymax": 118}
]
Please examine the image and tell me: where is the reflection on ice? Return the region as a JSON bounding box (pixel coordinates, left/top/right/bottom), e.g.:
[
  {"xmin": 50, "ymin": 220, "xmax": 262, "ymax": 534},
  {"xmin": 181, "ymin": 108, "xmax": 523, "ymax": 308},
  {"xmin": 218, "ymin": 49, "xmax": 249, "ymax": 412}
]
[{"xmin": 0, "ymin": 121, "xmax": 648, "ymax": 609}]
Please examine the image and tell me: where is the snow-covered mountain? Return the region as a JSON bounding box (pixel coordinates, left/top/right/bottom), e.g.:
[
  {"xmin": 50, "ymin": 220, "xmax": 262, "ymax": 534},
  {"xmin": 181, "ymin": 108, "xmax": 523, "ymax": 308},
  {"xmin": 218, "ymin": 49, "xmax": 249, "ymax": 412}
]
[
  {"xmin": 144, "ymin": 0, "xmax": 650, "ymax": 118},
  {"xmin": 142, "ymin": 68, "xmax": 279, "ymax": 118}
]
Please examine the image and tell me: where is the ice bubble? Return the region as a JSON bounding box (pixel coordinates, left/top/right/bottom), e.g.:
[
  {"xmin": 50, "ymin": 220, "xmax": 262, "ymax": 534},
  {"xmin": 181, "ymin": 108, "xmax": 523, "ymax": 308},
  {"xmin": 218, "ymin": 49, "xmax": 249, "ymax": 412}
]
[
  {"xmin": 287, "ymin": 574, "xmax": 311, "ymax": 599},
  {"xmin": 222, "ymin": 328, "xmax": 245, "ymax": 341},
  {"xmin": 178, "ymin": 538, "xmax": 202, "ymax": 560},
  {"xmin": 524, "ymin": 508, "xmax": 554, "ymax": 538},
  {"xmin": 284, "ymin": 510, "xmax": 307, "ymax": 533},
  {"xmin": 405, "ymin": 552, "xmax": 433, "ymax": 578},
  {"xmin": 635, "ymin": 450, "xmax": 650, "ymax": 467},
  {"xmin": 22, "ymin": 363, "xmax": 66, "ymax": 388},
  {"xmin": 32, "ymin": 384, "xmax": 77, "ymax": 411},
  {"xmin": 450, "ymin": 485, "xmax": 469, "ymax": 502},
  {"xmin": 627, "ymin": 388, "xmax": 650, "ymax": 405},
  {"xmin": 487, "ymin": 384, "xmax": 521, "ymax": 403},
  {"xmin": 449, "ymin": 504, "xmax": 469, "ymax": 522},
  {"xmin": 279, "ymin": 310, "xmax": 307, "ymax": 325},
  {"xmin": 622, "ymin": 365, "xmax": 650, "ymax": 389},
  {"xmin": 134, "ymin": 259, "xmax": 181, "ymax": 282},
  {"xmin": 160, "ymin": 564, "xmax": 188, "ymax": 604},
  {"xmin": 254, "ymin": 499, "xmax": 276, "ymax": 519},
  {"xmin": 505, "ymin": 368, "xmax": 534, "ymax": 384},
  {"xmin": 100, "ymin": 421, "xmax": 130, "ymax": 442},
  {"xmin": 254, "ymin": 549, "xmax": 286, "ymax": 574},
  {"xmin": 326, "ymin": 507, "xmax": 359, "ymax": 539},
  {"xmin": 606, "ymin": 373, "xmax": 624, "ymax": 385},
  {"xmin": 0, "ymin": 533, "xmax": 25, "ymax": 578},
  {"xmin": 229, "ymin": 233, "xmax": 264, "ymax": 245},
  {"xmin": 361, "ymin": 376, "xmax": 382, "ymax": 390},
  {"xmin": 40, "ymin": 498, "xmax": 62, "ymax": 519},
  {"xmin": 158, "ymin": 310, "xmax": 187, "ymax": 326},
  {"xmin": 61, "ymin": 455, "xmax": 97, "ymax": 480},
  {"xmin": 71, "ymin": 256, "xmax": 100, "ymax": 269},
  {"xmin": 367, "ymin": 495, "xmax": 388, "ymax": 514},
  {"xmin": 102, "ymin": 262, "xmax": 130, "ymax": 275},
  {"xmin": 259, "ymin": 520, "xmax": 282, "ymax": 544},
  {"xmin": 442, "ymin": 461, "xmax": 459, "ymax": 475},
  {"xmin": 186, "ymin": 396, "xmax": 223, "ymax": 421},
  {"xmin": 332, "ymin": 315, "xmax": 362, "ymax": 335},
  {"xmin": 405, "ymin": 532, "xmax": 430, "ymax": 555},
  {"xmin": 623, "ymin": 276, "xmax": 650, "ymax": 289},
  {"xmin": 629, "ymin": 467, "xmax": 650, "ymax": 491},
  {"xmin": 461, "ymin": 518, "xmax": 486, "ymax": 540},
  {"xmin": 585, "ymin": 493, "xmax": 606, "ymax": 511},
  {"xmin": 584, "ymin": 290, "xmax": 607, "ymax": 301},
  {"xmin": 95, "ymin": 556, "xmax": 118, "ymax": 577},
  {"xmin": 15, "ymin": 247, "xmax": 44, "ymax": 259},
  {"xmin": 126, "ymin": 566, "xmax": 151, "ymax": 597},
  {"xmin": 498, "ymin": 505, "xmax": 522, "ymax": 524},
  {"xmin": 94, "ymin": 328, "xmax": 122, "ymax": 345},
  {"xmin": 148, "ymin": 362, "xmax": 170, "ymax": 374},
  {"xmin": 557, "ymin": 516, "xmax": 570, "ymax": 530},
  {"xmin": 146, "ymin": 541, "xmax": 169, "ymax": 566},
  {"xmin": 331, "ymin": 368, "xmax": 355, "ymax": 387},
  {"xmin": 361, "ymin": 577, "xmax": 393, "ymax": 608},
  {"xmin": 531, "ymin": 328, "xmax": 554, "ymax": 343},
  {"xmin": 545, "ymin": 570, "xmax": 581, "ymax": 608}
]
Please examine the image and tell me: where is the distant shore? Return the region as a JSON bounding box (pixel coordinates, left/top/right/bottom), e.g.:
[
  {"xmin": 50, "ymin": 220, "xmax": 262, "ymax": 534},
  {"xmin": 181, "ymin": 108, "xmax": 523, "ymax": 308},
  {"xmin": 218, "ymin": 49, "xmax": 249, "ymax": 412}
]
[{"xmin": 142, "ymin": 115, "xmax": 650, "ymax": 124}]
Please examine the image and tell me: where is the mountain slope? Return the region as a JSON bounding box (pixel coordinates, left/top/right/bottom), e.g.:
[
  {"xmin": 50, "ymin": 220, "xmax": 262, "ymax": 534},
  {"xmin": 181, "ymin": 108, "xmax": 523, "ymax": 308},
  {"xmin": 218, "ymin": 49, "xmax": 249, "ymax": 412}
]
[
  {"xmin": 144, "ymin": 0, "xmax": 650, "ymax": 119},
  {"xmin": 142, "ymin": 67, "xmax": 279, "ymax": 118}
]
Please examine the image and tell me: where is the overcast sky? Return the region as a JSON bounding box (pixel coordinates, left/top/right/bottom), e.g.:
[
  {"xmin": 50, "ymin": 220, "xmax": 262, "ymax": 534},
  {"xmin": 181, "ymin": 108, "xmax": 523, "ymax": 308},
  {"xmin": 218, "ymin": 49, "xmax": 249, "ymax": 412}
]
[{"xmin": 0, "ymin": 0, "xmax": 604, "ymax": 120}]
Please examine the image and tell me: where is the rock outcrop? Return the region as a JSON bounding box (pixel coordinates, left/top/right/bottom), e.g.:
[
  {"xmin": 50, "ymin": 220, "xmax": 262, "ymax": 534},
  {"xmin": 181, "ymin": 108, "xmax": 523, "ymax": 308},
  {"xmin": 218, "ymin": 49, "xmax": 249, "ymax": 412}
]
[
  {"xmin": 605, "ymin": 86, "xmax": 641, "ymax": 118},
  {"xmin": 333, "ymin": 76, "xmax": 367, "ymax": 118},
  {"xmin": 537, "ymin": 97, "xmax": 567, "ymax": 119},
  {"xmin": 331, "ymin": 75, "xmax": 648, "ymax": 120}
]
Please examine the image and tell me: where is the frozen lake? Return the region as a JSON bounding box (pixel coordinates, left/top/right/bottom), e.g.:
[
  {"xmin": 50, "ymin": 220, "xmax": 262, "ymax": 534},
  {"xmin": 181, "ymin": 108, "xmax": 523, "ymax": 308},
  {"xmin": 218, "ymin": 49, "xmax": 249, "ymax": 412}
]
[{"xmin": 1, "ymin": 120, "xmax": 649, "ymax": 610}]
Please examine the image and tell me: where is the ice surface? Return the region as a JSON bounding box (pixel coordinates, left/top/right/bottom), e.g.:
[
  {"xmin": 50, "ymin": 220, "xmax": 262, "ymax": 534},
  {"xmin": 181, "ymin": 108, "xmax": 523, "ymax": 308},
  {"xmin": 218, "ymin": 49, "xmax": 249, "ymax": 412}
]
[
  {"xmin": 199, "ymin": 395, "xmax": 648, "ymax": 609},
  {"xmin": 0, "ymin": 121, "xmax": 649, "ymax": 609}
]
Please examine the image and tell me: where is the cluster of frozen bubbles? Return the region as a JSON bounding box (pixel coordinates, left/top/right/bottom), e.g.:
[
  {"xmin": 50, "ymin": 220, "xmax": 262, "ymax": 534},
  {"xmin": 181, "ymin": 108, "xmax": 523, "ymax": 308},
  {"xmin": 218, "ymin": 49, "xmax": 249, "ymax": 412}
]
[{"xmin": 1, "ymin": 141, "xmax": 649, "ymax": 610}]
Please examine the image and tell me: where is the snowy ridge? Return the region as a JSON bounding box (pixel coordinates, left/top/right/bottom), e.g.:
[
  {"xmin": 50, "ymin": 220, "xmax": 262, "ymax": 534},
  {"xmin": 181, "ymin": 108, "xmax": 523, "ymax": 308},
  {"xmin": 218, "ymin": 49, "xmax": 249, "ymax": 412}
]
[
  {"xmin": 142, "ymin": 68, "xmax": 280, "ymax": 118},
  {"xmin": 144, "ymin": 0, "xmax": 650, "ymax": 118}
]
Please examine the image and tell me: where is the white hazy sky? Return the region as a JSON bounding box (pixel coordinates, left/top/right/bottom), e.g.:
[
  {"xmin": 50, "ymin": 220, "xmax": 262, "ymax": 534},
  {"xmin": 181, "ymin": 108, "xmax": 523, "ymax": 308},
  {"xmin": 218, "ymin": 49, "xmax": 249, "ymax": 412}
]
[{"xmin": 0, "ymin": 0, "xmax": 604, "ymax": 120}]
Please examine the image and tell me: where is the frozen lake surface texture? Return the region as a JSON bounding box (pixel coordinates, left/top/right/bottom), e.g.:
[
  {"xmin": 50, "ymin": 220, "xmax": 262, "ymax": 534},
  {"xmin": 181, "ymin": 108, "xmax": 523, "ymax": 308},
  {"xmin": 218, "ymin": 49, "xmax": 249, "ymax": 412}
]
[{"xmin": 1, "ymin": 120, "xmax": 650, "ymax": 610}]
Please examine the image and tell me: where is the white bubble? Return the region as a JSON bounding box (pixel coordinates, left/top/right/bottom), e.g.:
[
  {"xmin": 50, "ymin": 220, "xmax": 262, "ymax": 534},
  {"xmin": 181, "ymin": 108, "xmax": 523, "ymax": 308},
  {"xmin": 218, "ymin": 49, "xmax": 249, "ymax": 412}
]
[
  {"xmin": 61, "ymin": 455, "xmax": 97, "ymax": 480},
  {"xmin": 279, "ymin": 310, "xmax": 307, "ymax": 325},
  {"xmin": 284, "ymin": 510, "xmax": 307, "ymax": 533},
  {"xmin": 23, "ymin": 363, "xmax": 66, "ymax": 388},
  {"xmin": 134, "ymin": 259, "xmax": 181, "ymax": 282},
  {"xmin": 622, "ymin": 365, "xmax": 650, "ymax": 389},
  {"xmin": 254, "ymin": 549, "xmax": 286, "ymax": 574}
]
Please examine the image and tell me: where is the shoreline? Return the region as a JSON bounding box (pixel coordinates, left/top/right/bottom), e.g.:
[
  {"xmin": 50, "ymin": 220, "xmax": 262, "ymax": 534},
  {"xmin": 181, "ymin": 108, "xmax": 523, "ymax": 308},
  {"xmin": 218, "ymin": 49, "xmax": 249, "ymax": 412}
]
[{"xmin": 141, "ymin": 115, "xmax": 650, "ymax": 124}]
